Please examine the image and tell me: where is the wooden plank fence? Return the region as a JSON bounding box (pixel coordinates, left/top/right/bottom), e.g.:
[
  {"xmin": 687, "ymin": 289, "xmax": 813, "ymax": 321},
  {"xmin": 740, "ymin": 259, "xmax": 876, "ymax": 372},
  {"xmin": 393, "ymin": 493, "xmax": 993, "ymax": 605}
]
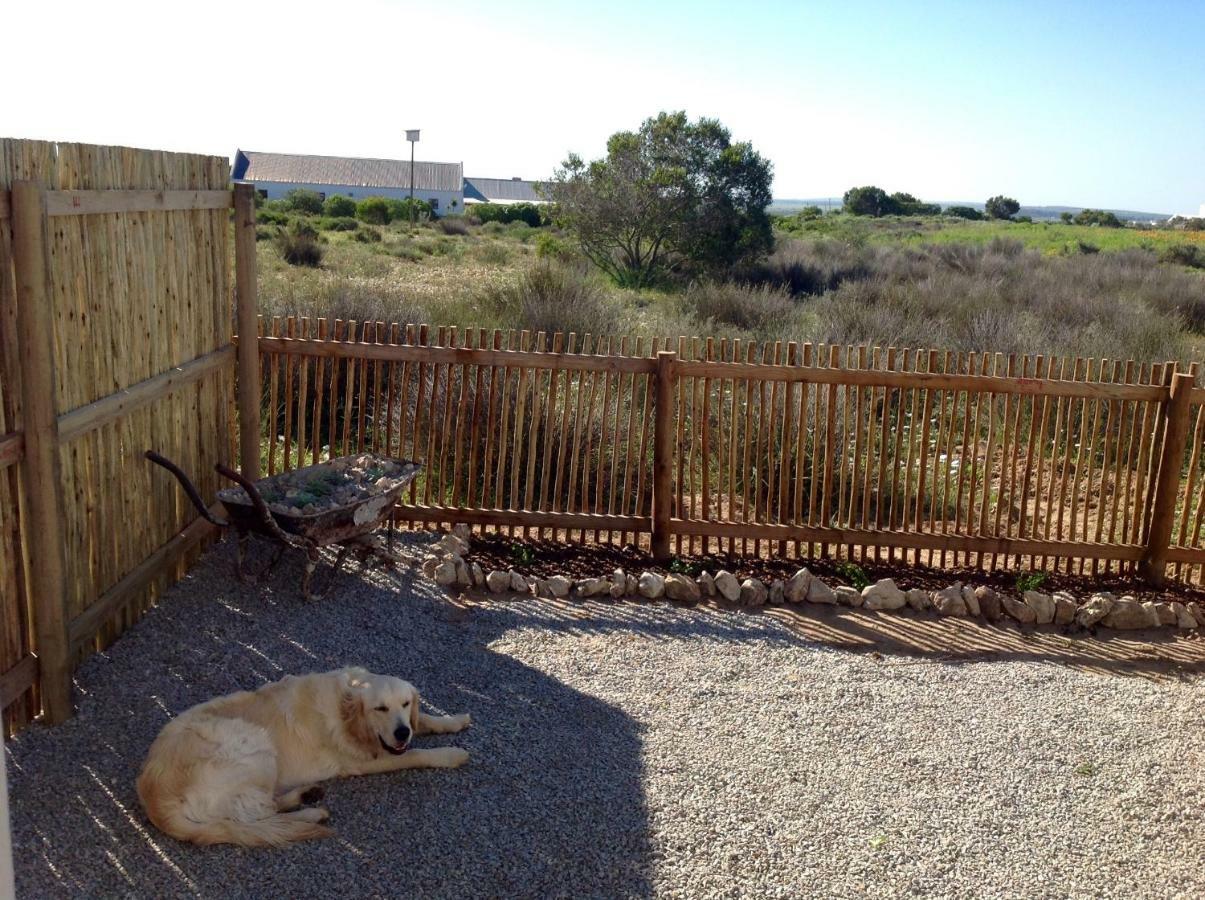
[
  {"xmin": 257, "ymin": 318, "xmax": 1205, "ymax": 585},
  {"xmin": 0, "ymin": 140, "xmax": 251, "ymax": 735}
]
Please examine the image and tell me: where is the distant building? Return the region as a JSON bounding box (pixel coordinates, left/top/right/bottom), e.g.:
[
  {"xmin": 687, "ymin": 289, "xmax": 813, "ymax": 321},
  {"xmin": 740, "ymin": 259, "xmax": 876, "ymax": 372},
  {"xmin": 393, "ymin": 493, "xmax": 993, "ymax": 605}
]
[
  {"xmin": 232, "ymin": 149, "xmax": 551, "ymax": 216},
  {"xmin": 232, "ymin": 150, "xmax": 465, "ymax": 215},
  {"xmin": 463, "ymin": 176, "xmax": 548, "ymax": 205}
]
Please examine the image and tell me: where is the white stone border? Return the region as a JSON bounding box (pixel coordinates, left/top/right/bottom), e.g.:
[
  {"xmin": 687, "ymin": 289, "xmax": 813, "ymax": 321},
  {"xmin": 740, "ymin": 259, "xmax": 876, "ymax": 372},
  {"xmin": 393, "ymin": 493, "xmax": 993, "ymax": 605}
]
[{"xmin": 417, "ymin": 527, "xmax": 1204, "ymax": 634}]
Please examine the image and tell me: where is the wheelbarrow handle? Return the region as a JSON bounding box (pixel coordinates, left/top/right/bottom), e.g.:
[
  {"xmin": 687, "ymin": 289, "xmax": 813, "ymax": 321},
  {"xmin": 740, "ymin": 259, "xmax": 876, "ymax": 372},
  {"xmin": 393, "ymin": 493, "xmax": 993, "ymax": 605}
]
[
  {"xmin": 214, "ymin": 463, "xmax": 310, "ymax": 551},
  {"xmin": 144, "ymin": 451, "xmax": 229, "ymax": 527}
]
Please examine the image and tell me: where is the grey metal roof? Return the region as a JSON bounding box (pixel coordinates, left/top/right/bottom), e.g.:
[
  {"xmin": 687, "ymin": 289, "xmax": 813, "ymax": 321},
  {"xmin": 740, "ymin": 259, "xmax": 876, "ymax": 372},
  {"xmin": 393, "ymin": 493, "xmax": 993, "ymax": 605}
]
[
  {"xmin": 233, "ymin": 150, "xmax": 463, "ymax": 192},
  {"xmin": 463, "ymin": 176, "xmax": 548, "ymax": 204}
]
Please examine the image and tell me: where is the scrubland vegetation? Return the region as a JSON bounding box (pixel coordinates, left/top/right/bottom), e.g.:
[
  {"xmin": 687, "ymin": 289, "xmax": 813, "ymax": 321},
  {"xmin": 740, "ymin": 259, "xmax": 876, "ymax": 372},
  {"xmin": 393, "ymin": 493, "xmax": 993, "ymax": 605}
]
[{"xmin": 255, "ymin": 112, "xmax": 1205, "ymax": 366}]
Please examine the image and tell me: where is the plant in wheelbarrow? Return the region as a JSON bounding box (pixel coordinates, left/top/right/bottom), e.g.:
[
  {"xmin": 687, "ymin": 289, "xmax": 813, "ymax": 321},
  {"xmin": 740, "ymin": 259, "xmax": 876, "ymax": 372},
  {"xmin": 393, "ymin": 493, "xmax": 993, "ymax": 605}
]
[{"xmin": 144, "ymin": 451, "xmax": 422, "ymax": 600}]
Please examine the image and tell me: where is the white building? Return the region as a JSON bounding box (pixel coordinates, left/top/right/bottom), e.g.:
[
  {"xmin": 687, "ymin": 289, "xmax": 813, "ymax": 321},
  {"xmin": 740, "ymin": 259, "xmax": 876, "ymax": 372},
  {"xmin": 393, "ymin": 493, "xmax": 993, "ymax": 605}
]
[
  {"xmin": 232, "ymin": 150, "xmax": 465, "ymax": 215},
  {"xmin": 463, "ymin": 176, "xmax": 548, "ymax": 205}
]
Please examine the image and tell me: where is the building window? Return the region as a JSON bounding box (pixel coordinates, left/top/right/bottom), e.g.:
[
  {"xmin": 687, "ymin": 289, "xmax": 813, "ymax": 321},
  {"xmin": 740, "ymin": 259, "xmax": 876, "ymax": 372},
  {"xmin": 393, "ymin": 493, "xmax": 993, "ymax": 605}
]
[
  {"xmin": 317, "ymin": 192, "xmax": 326, "ymax": 201},
  {"xmin": 429, "ymin": 198, "xmax": 439, "ymax": 210},
  {"xmin": 256, "ymin": 189, "xmax": 268, "ymax": 200}
]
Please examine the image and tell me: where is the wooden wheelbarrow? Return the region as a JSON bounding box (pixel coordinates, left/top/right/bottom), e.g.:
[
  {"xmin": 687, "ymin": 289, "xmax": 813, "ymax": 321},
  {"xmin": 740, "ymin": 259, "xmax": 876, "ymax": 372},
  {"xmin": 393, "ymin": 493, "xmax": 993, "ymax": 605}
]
[{"xmin": 146, "ymin": 451, "xmax": 421, "ymax": 599}]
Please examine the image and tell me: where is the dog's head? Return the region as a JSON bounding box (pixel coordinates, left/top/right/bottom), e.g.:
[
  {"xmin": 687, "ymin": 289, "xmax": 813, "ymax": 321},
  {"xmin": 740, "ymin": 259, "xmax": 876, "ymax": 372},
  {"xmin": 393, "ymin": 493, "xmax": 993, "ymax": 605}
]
[{"xmin": 339, "ymin": 668, "xmax": 421, "ymax": 757}]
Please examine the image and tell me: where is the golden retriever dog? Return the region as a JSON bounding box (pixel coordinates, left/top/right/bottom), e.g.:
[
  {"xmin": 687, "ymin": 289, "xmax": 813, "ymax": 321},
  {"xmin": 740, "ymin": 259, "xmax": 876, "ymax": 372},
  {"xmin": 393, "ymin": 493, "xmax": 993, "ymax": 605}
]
[{"xmin": 137, "ymin": 667, "xmax": 471, "ymax": 847}]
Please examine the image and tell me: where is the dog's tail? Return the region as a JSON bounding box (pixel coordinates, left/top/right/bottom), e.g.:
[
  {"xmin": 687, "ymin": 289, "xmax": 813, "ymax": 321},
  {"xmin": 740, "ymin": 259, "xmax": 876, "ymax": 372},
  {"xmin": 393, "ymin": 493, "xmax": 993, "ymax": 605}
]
[
  {"xmin": 190, "ymin": 813, "xmax": 333, "ymax": 848},
  {"xmin": 148, "ymin": 805, "xmax": 332, "ymax": 848}
]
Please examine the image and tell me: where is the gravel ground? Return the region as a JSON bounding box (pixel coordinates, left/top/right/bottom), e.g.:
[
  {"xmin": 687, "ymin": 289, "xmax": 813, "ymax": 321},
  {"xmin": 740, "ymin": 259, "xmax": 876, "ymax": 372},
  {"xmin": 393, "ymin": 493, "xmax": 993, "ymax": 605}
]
[{"xmin": 6, "ymin": 536, "xmax": 1204, "ymax": 899}]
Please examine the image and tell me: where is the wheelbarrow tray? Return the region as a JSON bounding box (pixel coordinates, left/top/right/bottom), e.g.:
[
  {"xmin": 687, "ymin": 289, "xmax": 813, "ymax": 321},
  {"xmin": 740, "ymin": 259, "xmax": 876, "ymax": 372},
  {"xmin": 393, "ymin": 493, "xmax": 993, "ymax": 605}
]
[{"xmin": 216, "ymin": 456, "xmax": 421, "ymax": 546}]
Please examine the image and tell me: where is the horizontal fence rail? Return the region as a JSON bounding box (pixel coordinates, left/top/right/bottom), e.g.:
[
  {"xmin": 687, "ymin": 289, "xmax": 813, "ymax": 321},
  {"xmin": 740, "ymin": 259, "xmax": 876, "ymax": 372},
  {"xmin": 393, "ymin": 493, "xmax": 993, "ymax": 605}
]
[{"xmin": 255, "ymin": 316, "xmax": 1205, "ymax": 585}]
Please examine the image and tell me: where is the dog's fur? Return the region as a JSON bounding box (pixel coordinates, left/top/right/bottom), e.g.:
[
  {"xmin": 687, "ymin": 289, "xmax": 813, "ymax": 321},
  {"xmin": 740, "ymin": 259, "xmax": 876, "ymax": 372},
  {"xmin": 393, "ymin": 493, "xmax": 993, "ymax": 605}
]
[{"xmin": 137, "ymin": 667, "xmax": 471, "ymax": 847}]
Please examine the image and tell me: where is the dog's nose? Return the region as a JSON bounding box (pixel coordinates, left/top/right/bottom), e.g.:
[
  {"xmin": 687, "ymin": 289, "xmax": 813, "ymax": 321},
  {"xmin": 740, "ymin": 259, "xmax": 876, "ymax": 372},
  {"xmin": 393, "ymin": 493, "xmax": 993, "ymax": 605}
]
[{"xmin": 393, "ymin": 724, "xmax": 411, "ymax": 744}]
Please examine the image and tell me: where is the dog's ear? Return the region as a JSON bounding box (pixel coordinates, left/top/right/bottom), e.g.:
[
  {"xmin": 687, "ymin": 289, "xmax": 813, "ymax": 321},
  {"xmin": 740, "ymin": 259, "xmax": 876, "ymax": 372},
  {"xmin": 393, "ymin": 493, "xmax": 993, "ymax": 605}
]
[
  {"xmin": 409, "ymin": 688, "xmax": 422, "ymax": 736},
  {"xmin": 340, "ymin": 684, "xmax": 376, "ymax": 752}
]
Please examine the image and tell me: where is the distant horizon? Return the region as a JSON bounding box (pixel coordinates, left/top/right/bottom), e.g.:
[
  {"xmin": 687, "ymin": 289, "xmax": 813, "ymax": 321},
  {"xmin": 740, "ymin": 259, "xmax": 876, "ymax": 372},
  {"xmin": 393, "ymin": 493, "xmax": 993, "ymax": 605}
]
[{"xmin": 770, "ymin": 197, "xmax": 1181, "ymax": 218}]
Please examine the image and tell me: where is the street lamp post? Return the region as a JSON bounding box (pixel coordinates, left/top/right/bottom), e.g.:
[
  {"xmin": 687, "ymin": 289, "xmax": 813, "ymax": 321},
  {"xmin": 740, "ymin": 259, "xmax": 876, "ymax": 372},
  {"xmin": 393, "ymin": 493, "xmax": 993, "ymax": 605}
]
[{"xmin": 405, "ymin": 129, "xmax": 420, "ymax": 228}]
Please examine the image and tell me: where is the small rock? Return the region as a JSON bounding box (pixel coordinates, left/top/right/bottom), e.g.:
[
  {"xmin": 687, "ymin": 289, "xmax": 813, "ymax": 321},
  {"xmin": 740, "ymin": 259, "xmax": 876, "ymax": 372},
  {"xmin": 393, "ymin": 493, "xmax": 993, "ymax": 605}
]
[
  {"xmin": 525, "ymin": 575, "xmax": 539, "ymax": 595},
  {"xmin": 509, "ymin": 570, "xmax": 527, "ymax": 593},
  {"xmin": 626, "ymin": 574, "xmax": 640, "ymax": 596},
  {"xmin": 1188, "ymin": 601, "xmax": 1205, "ymax": 628},
  {"xmin": 453, "ymin": 558, "xmax": 471, "ymax": 586},
  {"xmin": 433, "ymin": 560, "xmax": 458, "ymax": 586},
  {"xmin": 470, "ymin": 561, "xmax": 484, "ymax": 587},
  {"xmin": 806, "ymin": 578, "xmax": 837, "ymax": 605},
  {"xmin": 1172, "ymin": 601, "xmax": 1198, "ymax": 630},
  {"xmin": 697, "ymin": 571, "xmax": 716, "ymax": 598},
  {"xmin": 714, "ymin": 570, "xmax": 742, "ymax": 603},
  {"xmin": 421, "ymin": 555, "xmax": 440, "ymax": 579},
  {"xmin": 665, "ymin": 573, "xmax": 702, "ymax": 602},
  {"xmin": 576, "ymin": 577, "xmax": 610, "ymax": 597},
  {"xmin": 1024, "ymin": 590, "xmax": 1056, "ymax": 625},
  {"xmin": 934, "ymin": 583, "xmax": 968, "ymax": 617},
  {"xmin": 437, "ymin": 534, "xmax": 470, "ymax": 557},
  {"xmin": 769, "ymin": 580, "xmax": 785, "ymax": 605},
  {"xmin": 1052, "ymin": 591, "xmax": 1077, "ymax": 626},
  {"xmin": 962, "ymin": 584, "xmax": 980, "ymax": 617},
  {"xmin": 740, "ymin": 578, "xmax": 768, "ymax": 606},
  {"xmin": 862, "ymin": 578, "xmax": 906, "ymax": 611},
  {"xmin": 975, "ymin": 586, "xmax": 1004, "ymax": 622},
  {"xmin": 1076, "ymin": 593, "xmax": 1114, "ymax": 627},
  {"xmin": 452, "ymin": 523, "xmax": 472, "ymax": 542},
  {"xmin": 486, "ymin": 570, "xmax": 510, "ymax": 593},
  {"xmin": 1102, "ymin": 596, "xmax": 1157, "ymax": 630},
  {"xmin": 546, "ymin": 575, "xmax": 572, "ymax": 598},
  {"xmin": 1001, "ymin": 595, "xmax": 1036, "ymax": 624},
  {"xmin": 638, "ymin": 571, "xmax": 665, "ymax": 599},
  {"xmin": 906, "ymin": 588, "xmax": 933, "ymax": 612},
  {"xmin": 784, "ymin": 568, "xmax": 813, "ymax": 604},
  {"xmin": 1152, "ymin": 601, "xmax": 1177, "ymax": 627},
  {"xmin": 610, "ymin": 568, "xmax": 626, "ymax": 599},
  {"xmin": 835, "ymin": 585, "xmax": 863, "ymax": 607}
]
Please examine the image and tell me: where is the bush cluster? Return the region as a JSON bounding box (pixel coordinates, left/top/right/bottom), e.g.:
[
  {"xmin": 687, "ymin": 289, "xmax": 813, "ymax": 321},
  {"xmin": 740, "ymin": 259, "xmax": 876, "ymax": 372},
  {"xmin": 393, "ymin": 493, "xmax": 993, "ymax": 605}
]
[
  {"xmin": 274, "ymin": 220, "xmax": 324, "ymax": 267},
  {"xmin": 471, "ymin": 202, "xmax": 544, "ymax": 227}
]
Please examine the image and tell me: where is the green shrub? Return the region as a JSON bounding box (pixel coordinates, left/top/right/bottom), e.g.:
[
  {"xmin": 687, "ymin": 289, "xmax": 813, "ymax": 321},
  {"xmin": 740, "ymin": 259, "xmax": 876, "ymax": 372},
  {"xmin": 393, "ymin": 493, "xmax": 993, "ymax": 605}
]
[
  {"xmin": 389, "ymin": 241, "xmax": 425, "ymax": 262},
  {"xmin": 256, "ymin": 208, "xmax": 288, "ymax": 227},
  {"xmin": 351, "ymin": 227, "xmax": 382, "ymax": 243},
  {"xmin": 384, "ymin": 197, "xmax": 432, "ymax": 223},
  {"xmin": 1073, "ymin": 208, "xmax": 1123, "ymax": 228},
  {"xmin": 255, "ymin": 226, "xmax": 275, "ymax": 241},
  {"xmin": 944, "ymin": 206, "xmax": 983, "ymax": 220},
  {"xmin": 836, "ymin": 561, "xmax": 871, "ymax": 591},
  {"xmin": 356, "ymin": 197, "xmax": 392, "ymax": 225},
  {"xmin": 315, "ymin": 216, "xmax": 359, "ymax": 232},
  {"xmin": 481, "ymin": 221, "xmax": 505, "ymax": 235},
  {"xmin": 323, "ymin": 195, "xmax": 357, "ymax": 217},
  {"xmin": 534, "ymin": 231, "xmax": 574, "ymax": 261},
  {"xmin": 280, "ymin": 189, "xmax": 325, "ymax": 215},
  {"xmin": 1015, "ymin": 571, "xmax": 1047, "ymax": 594},
  {"xmin": 1158, "ymin": 244, "xmax": 1204, "ymax": 268},
  {"xmin": 274, "ymin": 220, "xmax": 324, "ymax": 266},
  {"xmin": 472, "ymin": 202, "xmax": 543, "ymax": 227}
]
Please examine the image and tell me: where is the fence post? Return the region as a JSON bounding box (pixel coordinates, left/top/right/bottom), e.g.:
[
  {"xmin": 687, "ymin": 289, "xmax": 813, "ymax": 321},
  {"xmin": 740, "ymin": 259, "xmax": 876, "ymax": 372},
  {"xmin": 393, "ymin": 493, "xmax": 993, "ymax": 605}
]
[
  {"xmin": 10, "ymin": 181, "xmax": 72, "ymax": 724},
  {"xmin": 652, "ymin": 350, "xmax": 677, "ymax": 561},
  {"xmin": 1141, "ymin": 370, "xmax": 1195, "ymax": 585},
  {"xmin": 233, "ymin": 183, "xmax": 260, "ymax": 480}
]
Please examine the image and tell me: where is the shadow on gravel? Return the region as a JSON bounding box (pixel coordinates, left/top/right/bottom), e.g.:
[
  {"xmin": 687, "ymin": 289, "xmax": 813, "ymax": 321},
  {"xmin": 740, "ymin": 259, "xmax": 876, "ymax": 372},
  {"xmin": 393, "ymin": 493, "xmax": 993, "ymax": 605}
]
[{"xmin": 6, "ymin": 543, "xmax": 652, "ymax": 899}]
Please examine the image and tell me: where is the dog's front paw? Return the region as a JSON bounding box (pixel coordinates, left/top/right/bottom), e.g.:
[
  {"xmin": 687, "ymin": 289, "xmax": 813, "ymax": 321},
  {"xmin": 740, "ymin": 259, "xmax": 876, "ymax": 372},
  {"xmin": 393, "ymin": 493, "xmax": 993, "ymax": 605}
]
[
  {"xmin": 440, "ymin": 747, "xmax": 470, "ymax": 768},
  {"xmin": 451, "ymin": 713, "xmax": 472, "ymax": 732}
]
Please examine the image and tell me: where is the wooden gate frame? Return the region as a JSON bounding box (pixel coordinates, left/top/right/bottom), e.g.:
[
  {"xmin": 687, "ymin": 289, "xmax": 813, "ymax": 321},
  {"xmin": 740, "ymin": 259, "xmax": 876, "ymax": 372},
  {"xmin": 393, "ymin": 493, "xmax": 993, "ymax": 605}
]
[{"xmin": 2, "ymin": 181, "xmax": 259, "ymax": 725}]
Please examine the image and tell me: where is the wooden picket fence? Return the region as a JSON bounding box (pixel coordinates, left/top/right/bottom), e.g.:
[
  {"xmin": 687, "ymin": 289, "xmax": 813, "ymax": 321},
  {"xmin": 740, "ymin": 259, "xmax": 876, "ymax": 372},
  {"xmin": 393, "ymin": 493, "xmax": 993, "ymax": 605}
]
[{"xmin": 257, "ymin": 318, "xmax": 1205, "ymax": 585}]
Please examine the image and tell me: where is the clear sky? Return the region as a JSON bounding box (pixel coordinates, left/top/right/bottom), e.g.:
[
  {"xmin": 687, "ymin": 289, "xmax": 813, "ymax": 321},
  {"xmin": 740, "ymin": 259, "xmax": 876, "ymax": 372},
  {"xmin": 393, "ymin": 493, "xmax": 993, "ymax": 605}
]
[{"xmin": 6, "ymin": 0, "xmax": 1204, "ymax": 213}]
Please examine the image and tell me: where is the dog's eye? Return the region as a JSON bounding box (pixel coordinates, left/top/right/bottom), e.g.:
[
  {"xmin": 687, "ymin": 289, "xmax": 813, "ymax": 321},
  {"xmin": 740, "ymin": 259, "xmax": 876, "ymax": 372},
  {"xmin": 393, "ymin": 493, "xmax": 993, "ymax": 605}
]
[
  {"xmin": 402, "ymin": 700, "xmax": 410, "ymax": 708},
  {"xmin": 374, "ymin": 705, "xmax": 388, "ymax": 712}
]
